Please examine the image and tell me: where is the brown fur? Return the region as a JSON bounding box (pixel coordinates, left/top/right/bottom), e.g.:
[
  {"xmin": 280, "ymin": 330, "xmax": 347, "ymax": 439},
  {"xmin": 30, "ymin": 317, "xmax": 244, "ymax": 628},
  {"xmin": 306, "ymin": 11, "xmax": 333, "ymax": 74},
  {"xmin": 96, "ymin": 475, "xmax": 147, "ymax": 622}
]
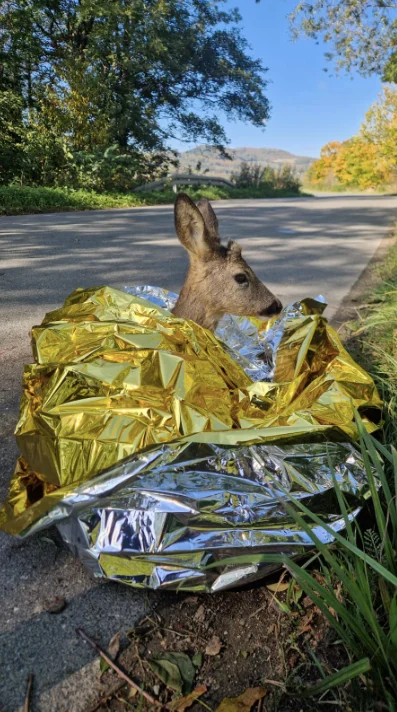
[{"xmin": 172, "ymin": 193, "xmax": 281, "ymax": 331}]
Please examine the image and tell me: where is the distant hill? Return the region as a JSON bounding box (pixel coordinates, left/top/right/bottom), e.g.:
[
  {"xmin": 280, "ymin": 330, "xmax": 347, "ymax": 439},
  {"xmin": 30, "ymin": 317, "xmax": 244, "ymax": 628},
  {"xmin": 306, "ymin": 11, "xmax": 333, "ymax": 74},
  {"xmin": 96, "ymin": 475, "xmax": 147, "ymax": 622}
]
[{"xmin": 175, "ymin": 145, "xmax": 316, "ymax": 178}]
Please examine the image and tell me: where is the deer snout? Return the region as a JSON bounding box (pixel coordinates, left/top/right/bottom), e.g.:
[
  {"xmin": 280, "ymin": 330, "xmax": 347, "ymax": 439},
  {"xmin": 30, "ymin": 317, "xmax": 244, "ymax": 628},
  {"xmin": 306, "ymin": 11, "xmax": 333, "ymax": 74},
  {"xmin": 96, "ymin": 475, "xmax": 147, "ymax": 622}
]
[{"xmin": 259, "ymin": 298, "xmax": 283, "ymax": 318}]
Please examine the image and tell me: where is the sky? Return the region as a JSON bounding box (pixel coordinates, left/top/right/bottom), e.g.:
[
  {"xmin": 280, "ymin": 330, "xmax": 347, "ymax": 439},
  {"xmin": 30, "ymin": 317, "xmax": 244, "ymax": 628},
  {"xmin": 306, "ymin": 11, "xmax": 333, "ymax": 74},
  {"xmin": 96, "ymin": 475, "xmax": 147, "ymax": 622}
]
[{"xmin": 179, "ymin": 1, "xmax": 383, "ymax": 158}]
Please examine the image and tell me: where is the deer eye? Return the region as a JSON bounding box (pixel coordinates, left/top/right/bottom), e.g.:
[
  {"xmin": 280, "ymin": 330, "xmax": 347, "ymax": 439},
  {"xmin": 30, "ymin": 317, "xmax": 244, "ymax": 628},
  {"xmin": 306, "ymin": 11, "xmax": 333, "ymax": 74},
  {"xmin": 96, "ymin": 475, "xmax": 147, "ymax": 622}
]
[{"xmin": 234, "ymin": 273, "xmax": 249, "ymax": 285}]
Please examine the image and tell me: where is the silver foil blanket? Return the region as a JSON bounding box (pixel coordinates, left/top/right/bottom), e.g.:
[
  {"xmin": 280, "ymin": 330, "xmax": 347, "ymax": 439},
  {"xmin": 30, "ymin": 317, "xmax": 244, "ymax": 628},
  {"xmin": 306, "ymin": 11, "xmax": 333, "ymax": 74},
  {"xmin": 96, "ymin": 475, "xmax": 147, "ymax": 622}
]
[
  {"xmin": 56, "ymin": 439, "xmax": 367, "ymax": 592},
  {"xmin": 0, "ymin": 286, "xmax": 377, "ymax": 592}
]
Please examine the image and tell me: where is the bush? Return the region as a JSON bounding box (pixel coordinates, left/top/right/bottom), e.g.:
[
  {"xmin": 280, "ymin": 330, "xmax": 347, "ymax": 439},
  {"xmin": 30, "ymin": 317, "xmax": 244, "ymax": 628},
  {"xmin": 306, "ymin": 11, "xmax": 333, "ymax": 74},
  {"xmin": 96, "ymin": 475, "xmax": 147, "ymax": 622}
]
[
  {"xmin": 0, "ymin": 99, "xmax": 173, "ymax": 193},
  {"xmin": 231, "ymin": 161, "xmax": 301, "ymax": 192},
  {"xmin": 0, "ymin": 181, "xmax": 305, "ymax": 216},
  {"xmin": 231, "ymin": 161, "xmax": 263, "ymax": 188}
]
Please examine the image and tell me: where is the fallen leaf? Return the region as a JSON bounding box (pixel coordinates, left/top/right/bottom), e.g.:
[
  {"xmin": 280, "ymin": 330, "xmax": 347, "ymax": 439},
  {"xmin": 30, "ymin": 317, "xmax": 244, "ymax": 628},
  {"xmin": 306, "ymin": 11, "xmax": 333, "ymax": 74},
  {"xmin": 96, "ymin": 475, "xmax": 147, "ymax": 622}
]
[
  {"xmin": 99, "ymin": 657, "xmax": 109, "ymax": 675},
  {"xmin": 303, "ymin": 597, "xmax": 315, "ymax": 609},
  {"xmin": 205, "ymin": 635, "xmax": 222, "ymax": 656},
  {"xmin": 100, "ymin": 631, "xmax": 121, "ymax": 675},
  {"xmin": 216, "ymin": 687, "xmax": 267, "ymax": 712},
  {"xmin": 108, "ymin": 631, "xmax": 121, "ymax": 660},
  {"xmin": 128, "ymin": 687, "xmax": 138, "ymax": 699},
  {"xmin": 149, "ymin": 652, "xmax": 196, "ymax": 695},
  {"xmin": 267, "ymin": 582, "xmax": 289, "ymax": 593},
  {"xmin": 194, "ymin": 605, "xmax": 205, "ymax": 622},
  {"xmin": 171, "ymin": 684, "xmax": 207, "ymax": 712},
  {"xmin": 43, "ymin": 596, "xmax": 66, "ymax": 614},
  {"xmin": 149, "ymin": 658, "xmax": 182, "ymax": 693},
  {"xmin": 192, "ymin": 652, "xmax": 203, "ymax": 668},
  {"xmin": 293, "ymin": 587, "xmax": 304, "ymax": 605}
]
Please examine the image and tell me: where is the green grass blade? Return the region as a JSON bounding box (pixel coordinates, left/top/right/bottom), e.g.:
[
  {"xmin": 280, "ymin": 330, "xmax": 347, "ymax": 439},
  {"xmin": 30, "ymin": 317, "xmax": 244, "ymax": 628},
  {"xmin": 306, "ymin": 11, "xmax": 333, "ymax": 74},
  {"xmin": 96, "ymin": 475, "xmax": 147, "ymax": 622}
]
[
  {"xmin": 302, "ymin": 658, "xmax": 371, "ymax": 698},
  {"xmin": 282, "ymin": 495, "xmax": 397, "ymax": 588}
]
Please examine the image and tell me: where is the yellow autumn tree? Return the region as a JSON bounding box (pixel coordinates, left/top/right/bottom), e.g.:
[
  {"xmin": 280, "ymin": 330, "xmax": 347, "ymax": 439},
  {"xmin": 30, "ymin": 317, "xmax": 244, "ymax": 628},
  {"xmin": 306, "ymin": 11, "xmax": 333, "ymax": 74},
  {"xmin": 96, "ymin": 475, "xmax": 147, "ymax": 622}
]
[
  {"xmin": 307, "ymin": 87, "xmax": 397, "ymax": 190},
  {"xmin": 333, "ymin": 139, "xmax": 389, "ymax": 190},
  {"xmin": 306, "ymin": 141, "xmax": 342, "ymax": 186}
]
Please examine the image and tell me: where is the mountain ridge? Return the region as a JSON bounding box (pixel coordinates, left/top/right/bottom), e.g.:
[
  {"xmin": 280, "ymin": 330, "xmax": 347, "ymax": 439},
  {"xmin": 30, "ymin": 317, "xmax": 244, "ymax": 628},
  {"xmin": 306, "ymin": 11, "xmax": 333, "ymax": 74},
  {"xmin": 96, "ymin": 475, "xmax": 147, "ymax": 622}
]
[{"xmin": 176, "ymin": 144, "xmax": 316, "ymax": 178}]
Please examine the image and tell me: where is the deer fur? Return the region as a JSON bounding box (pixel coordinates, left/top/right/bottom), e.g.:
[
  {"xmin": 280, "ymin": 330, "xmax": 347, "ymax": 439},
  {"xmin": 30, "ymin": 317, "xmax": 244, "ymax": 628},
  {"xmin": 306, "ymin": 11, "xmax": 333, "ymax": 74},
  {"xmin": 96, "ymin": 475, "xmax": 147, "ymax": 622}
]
[{"xmin": 172, "ymin": 193, "xmax": 282, "ymax": 331}]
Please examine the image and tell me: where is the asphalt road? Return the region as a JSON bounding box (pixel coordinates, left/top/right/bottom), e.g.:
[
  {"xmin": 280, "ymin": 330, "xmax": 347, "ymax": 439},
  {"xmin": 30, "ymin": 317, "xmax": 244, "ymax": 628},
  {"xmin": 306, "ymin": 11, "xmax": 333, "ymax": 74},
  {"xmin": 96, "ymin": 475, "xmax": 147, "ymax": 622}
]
[{"xmin": 0, "ymin": 194, "xmax": 396, "ymax": 711}]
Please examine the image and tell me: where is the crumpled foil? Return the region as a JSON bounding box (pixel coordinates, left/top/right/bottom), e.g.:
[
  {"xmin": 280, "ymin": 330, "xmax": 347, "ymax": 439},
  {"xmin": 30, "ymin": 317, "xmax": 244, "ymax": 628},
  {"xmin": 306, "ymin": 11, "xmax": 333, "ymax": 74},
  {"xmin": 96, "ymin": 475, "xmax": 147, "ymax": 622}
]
[{"xmin": 0, "ymin": 285, "xmax": 381, "ymax": 592}]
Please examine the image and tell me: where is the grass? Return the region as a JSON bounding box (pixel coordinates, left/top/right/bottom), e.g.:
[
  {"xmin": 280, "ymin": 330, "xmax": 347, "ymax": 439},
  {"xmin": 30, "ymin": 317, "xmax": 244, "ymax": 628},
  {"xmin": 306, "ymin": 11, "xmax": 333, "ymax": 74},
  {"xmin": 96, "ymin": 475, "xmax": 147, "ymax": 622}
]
[
  {"xmin": 283, "ymin": 420, "xmax": 397, "ymax": 710},
  {"xmin": 349, "ymin": 240, "xmax": 397, "ymax": 447},
  {"xmin": 279, "ymin": 233, "xmax": 397, "ymax": 708},
  {"xmin": 0, "ymin": 183, "xmax": 306, "ymax": 216},
  {"xmin": 302, "ymin": 181, "xmax": 397, "ymax": 195}
]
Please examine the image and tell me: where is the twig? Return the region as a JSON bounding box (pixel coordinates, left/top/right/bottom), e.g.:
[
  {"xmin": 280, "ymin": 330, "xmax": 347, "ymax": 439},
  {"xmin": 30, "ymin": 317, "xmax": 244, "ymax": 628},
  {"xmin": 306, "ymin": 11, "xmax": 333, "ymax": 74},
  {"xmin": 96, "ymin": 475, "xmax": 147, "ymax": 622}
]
[
  {"xmin": 248, "ymin": 603, "xmax": 268, "ymax": 620},
  {"xmin": 23, "ymin": 674, "xmax": 33, "ymax": 712},
  {"xmin": 196, "ymin": 699, "xmax": 214, "ymax": 712},
  {"xmin": 84, "ymin": 680, "xmax": 126, "ymax": 712},
  {"xmin": 262, "ymin": 679, "xmax": 285, "ymax": 689},
  {"xmin": 76, "ymin": 628, "xmax": 166, "ymax": 709}
]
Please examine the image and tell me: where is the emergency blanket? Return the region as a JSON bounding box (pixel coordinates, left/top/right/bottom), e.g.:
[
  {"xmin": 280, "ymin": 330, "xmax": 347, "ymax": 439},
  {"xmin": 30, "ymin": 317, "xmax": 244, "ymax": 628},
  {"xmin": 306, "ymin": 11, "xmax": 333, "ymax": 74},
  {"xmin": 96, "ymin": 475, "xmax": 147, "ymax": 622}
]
[{"xmin": 0, "ymin": 286, "xmax": 381, "ymax": 591}]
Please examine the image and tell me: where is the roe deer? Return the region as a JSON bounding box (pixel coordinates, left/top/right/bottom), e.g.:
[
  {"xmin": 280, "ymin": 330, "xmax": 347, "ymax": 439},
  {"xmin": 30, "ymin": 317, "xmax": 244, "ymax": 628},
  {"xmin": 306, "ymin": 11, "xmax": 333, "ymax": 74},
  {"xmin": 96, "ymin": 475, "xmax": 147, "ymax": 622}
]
[{"xmin": 172, "ymin": 193, "xmax": 282, "ymax": 331}]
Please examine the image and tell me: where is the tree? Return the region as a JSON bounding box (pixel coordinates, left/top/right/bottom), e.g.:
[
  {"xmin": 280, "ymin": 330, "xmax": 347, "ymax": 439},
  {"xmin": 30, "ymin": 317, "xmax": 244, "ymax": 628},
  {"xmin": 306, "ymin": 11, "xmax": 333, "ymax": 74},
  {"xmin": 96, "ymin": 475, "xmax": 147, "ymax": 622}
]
[
  {"xmin": 0, "ymin": 0, "xmax": 270, "ymax": 189},
  {"xmin": 360, "ymin": 86, "xmax": 397, "ymax": 170},
  {"xmin": 257, "ymin": 1, "xmax": 397, "ymax": 78},
  {"xmin": 305, "ymin": 92, "xmax": 397, "ymax": 191},
  {"xmin": 306, "ymin": 141, "xmax": 342, "ymax": 186},
  {"xmin": 231, "ymin": 161, "xmax": 263, "ymax": 187},
  {"xmin": 333, "ymin": 138, "xmax": 388, "ymax": 189}
]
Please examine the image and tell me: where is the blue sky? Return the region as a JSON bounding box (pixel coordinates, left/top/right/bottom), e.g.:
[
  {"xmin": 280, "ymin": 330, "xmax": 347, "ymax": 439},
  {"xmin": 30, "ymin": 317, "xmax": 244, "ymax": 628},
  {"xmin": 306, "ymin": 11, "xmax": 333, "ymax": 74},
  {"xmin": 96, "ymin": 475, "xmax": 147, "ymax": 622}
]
[{"xmin": 182, "ymin": 1, "xmax": 383, "ymax": 158}]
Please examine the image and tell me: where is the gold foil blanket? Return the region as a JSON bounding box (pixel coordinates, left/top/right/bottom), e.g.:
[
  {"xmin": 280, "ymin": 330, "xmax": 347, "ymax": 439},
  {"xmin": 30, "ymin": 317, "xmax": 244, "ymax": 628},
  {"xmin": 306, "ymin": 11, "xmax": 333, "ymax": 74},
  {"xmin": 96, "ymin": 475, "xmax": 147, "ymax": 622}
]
[{"xmin": 0, "ymin": 286, "xmax": 381, "ymax": 591}]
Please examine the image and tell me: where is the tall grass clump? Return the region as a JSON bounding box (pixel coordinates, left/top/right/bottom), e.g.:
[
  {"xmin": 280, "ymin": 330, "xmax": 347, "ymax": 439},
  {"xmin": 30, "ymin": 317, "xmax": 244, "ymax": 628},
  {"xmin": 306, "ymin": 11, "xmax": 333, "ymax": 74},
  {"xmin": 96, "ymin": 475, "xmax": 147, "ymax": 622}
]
[
  {"xmin": 281, "ymin": 243, "xmax": 397, "ymax": 708},
  {"xmin": 282, "ymin": 417, "xmax": 397, "ymax": 709},
  {"xmin": 349, "ymin": 244, "xmax": 397, "ymax": 448}
]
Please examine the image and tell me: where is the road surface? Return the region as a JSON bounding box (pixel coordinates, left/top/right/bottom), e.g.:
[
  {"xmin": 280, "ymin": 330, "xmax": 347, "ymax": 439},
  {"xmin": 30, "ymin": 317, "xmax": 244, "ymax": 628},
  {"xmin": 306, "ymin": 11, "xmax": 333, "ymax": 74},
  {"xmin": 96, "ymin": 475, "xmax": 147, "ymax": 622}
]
[{"xmin": 0, "ymin": 194, "xmax": 396, "ymax": 711}]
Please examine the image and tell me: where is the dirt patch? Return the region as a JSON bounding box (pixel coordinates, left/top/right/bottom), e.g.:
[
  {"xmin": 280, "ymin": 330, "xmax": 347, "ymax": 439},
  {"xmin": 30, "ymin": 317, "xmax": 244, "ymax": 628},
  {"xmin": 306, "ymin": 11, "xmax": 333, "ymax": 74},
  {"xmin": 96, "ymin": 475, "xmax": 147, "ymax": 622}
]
[{"xmin": 82, "ymin": 578, "xmax": 348, "ymax": 712}]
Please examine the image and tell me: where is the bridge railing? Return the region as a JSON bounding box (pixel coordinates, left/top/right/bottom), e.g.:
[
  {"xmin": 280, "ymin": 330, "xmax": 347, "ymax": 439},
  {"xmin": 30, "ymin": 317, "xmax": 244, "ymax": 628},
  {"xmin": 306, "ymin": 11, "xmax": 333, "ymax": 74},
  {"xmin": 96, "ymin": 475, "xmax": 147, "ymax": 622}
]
[{"xmin": 133, "ymin": 173, "xmax": 234, "ymax": 193}]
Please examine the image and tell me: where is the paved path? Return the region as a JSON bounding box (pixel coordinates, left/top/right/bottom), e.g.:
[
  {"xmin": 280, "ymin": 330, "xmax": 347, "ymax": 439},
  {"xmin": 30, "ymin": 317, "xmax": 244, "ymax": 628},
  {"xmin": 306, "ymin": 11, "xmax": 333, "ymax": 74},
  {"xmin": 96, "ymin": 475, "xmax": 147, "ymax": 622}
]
[{"xmin": 0, "ymin": 194, "xmax": 396, "ymax": 710}]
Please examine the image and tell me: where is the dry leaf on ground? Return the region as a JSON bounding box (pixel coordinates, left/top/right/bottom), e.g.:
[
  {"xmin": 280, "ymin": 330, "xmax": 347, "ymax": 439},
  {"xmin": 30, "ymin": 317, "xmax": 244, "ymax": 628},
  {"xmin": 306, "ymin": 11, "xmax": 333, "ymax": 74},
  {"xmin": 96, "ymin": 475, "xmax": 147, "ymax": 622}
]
[
  {"xmin": 205, "ymin": 635, "xmax": 222, "ymax": 656},
  {"xmin": 171, "ymin": 685, "xmax": 207, "ymax": 712},
  {"xmin": 194, "ymin": 605, "xmax": 206, "ymax": 622},
  {"xmin": 266, "ymin": 582, "xmax": 289, "ymax": 593},
  {"xmin": 108, "ymin": 632, "xmax": 122, "ymax": 660},
  {"xmin": 216, "ymin": 687, "xmax": 267, "ymax": 712},
  {"xmin": 100, "ymin": 631, "xmax": 122, "ymax": 675}
]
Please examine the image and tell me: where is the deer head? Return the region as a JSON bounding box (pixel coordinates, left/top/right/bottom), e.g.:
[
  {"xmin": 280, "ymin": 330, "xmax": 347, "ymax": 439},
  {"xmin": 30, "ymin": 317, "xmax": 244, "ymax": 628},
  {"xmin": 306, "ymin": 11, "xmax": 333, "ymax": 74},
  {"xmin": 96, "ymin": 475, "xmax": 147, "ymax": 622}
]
[{"xmin": 172, "ymin": 193, "xmax": 282, "ymax": 331}]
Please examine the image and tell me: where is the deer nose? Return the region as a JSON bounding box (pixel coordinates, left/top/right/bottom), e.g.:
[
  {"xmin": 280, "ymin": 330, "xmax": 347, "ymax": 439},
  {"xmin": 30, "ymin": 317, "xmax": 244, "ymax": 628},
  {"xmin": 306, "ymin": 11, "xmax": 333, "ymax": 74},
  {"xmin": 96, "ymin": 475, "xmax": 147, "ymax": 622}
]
[{"xmin": 259, "ymin": 299, "xmax": 283, "ymax": 318}]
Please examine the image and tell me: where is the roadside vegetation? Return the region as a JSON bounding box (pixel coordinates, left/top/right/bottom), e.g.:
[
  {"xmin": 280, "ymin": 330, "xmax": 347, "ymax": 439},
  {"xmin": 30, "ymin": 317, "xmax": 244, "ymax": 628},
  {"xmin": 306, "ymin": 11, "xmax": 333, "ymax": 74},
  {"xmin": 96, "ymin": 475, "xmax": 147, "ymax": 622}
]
[
  {"xmin": 279, "ymin": 237, "xmax": 397, "ymax": 709},
  {"xmin": 0, "ymin": 164, "xmax": 303, "ymax": 216}
]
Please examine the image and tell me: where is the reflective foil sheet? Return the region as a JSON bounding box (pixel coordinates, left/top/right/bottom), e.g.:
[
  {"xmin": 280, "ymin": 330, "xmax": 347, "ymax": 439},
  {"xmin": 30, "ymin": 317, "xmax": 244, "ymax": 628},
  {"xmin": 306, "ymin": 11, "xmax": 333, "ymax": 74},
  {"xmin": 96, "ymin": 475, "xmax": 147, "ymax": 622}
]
[{"xmin": 0, "ymin": 286, "xmax": 382, "ymax": 591}]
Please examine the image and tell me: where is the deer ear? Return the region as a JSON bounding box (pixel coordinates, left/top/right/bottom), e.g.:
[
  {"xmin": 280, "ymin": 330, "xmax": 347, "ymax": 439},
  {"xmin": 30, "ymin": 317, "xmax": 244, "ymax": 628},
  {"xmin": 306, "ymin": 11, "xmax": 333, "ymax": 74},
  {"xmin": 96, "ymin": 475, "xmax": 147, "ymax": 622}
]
[
  {"xmin": 174, "ymin": 193, "xmax": 214, "ymax": 258},
  {"xmin": 196, "ymin": 198, "xmax": 220, "ymax": 242}
]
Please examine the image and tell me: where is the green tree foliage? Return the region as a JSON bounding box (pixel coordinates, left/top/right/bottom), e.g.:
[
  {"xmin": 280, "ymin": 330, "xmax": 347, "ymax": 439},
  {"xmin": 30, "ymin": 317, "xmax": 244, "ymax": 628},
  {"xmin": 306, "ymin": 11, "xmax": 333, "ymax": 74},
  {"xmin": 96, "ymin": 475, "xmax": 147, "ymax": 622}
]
[
  {"xmin": 257, "ymin": 1, "xmax": 397, "ymax": 78},
  {"xmin": 0, "ymin": 0, "xmax": 270, "ymax": 190},
  {"xmin": 361, "ymin": 86, "xmax": 397, "ymax": 166}
]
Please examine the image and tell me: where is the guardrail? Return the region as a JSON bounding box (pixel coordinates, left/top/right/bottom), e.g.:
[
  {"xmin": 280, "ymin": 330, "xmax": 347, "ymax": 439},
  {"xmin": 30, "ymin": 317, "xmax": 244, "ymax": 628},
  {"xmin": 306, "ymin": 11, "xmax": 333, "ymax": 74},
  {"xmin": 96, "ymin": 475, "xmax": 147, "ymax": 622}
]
[{"xmin": 133, "ymin": 173, "xmax": 234, "ymax": 193}]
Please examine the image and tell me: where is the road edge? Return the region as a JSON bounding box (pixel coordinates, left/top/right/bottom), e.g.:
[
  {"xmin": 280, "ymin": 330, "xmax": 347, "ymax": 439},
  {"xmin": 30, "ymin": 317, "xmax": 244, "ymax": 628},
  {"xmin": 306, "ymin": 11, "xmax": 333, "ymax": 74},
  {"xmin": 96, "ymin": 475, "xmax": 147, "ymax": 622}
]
[{"xmin": 330, "ymin": 223, "xmax": 396, "ymax": 337}]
